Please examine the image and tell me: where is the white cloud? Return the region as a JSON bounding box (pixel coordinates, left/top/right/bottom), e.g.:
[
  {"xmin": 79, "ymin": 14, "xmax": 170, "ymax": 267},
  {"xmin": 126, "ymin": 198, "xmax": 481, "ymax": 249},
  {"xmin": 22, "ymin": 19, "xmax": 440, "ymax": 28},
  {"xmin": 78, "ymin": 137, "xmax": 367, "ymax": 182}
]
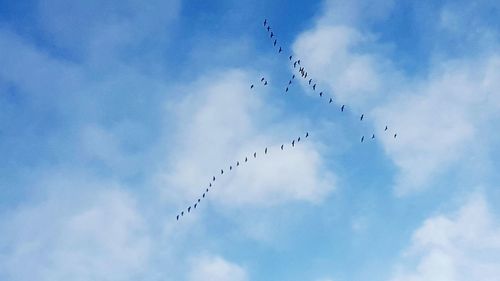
[
  {"xmin": 157, "ymin": 69, "xmax": 336, "ymax": 208},
  {"xmin": 390, "ymin": 194, "xmax": 500, "ymax": 281},
  {"xmin": 188, "ymin": 255, "xmax": 248, "ymax": 281}
]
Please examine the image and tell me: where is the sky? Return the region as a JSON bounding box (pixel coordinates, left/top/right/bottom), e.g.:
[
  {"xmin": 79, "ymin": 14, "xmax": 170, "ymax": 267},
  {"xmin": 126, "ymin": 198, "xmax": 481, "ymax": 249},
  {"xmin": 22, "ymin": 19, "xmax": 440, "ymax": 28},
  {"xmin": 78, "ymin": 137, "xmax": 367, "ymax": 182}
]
[{"xmin": 0, "ymin": 0, "xmax": 499, "ymax": 280}]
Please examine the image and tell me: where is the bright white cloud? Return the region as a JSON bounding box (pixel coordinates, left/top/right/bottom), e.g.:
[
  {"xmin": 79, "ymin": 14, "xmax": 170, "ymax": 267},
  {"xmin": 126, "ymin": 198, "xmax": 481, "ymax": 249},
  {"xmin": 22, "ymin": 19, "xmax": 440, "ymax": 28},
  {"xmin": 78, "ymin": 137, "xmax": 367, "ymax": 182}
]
[
  {"xmin": 188, "ymin": 255, "xmax": 248, "ymax": 281},
  {"xmin": 390, "ymin": 194, "xmax": 500, "ymax": 281},
  {"xmin": 158, "ymin": 69, "xmax": 336, "ymax": 208}
]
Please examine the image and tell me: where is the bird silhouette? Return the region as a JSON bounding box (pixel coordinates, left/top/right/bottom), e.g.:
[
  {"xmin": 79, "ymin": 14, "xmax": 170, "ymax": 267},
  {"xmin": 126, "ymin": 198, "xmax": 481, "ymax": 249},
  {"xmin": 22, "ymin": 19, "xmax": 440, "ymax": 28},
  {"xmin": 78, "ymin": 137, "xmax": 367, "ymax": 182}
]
[
  {"xmin": 361, "ymin": 136, "xmax": 364, "ymax": 142},
  {"xmin": 230, "ymin": 166, "xmax": 232, "ymax": 170},
  {"xmin": 267, "ymin": 26, "xmax": 271, "ymax": 32},
  {"xmin": 304, "ymin": 72, "xmax": 308, "ymax": 78},
  {"xmin": 270, "ymin": 32, "xmax": 274, "ymax": 38},
  {"xmin": 176, "ymin": 215, "xmax": 179, "ymax": 220},
  {"xmin": 292, "ymin": 140, "xmax": 295, "ymax": 147},
  {"xmin": 329, "ymin": 98, "xmax": 333, "ymax": 103},
  {"xmin": 278, "ymin": 47, "xmax": 282, "ymax": 53},
  {"xmin": 286, "ymin": 87, "xmax": 288, "ymax": 92},
  {"xmin": 298, "ymin": 137, "xmax": 301, "ymax": 142},
  {"xmin": 288, "ymin": 80, "xmax": 292, "ymax": 85},
  {"xmin": 202, "ymin": 193, "xmax": 205, "ymax": 198},
  {"xmin": 273, "ymin": 39, "xmax": 277, "ymax": 46},
  {"xmin": 319, "ymin": 91, "xmax": 323, "ymax": 97},
  {"xmin": 294, "ymin": 61, "xmax": 297, "ymax": 68},
  {"xmin": 221, "ymin": 169, "xmax": 224, "ymax": 175},
  {"xmin": 206, "ymin": 188, "xmax": 209, "ymax": 192},
  {"xmin": 308, "ymin": 79, "xmax": 312, "ymax": 85},
  {"xmin": 254, "ymin": 152, "xmax": 257, "ymax": 158},
  {"xmin": 188, "ymin": 206, "xmax": 191, "ymax": 212},
  {"xmin": 298, "ymin": 60, "xmax": 301, "ymax": 65},
  {"xmin": 394, "ymin": 134, "xmax": 397, "ymax": 138},
  {"xmin": 360, "ymin": 114, "xmax": 364, "ymax": 121},
  {"xmin": 306, "ymin": 132, "xmax": 309, "ymax": 138},
  {"xmin": 372, "ymin": 134, "xmax": 375, "ymax": 139},
  {"xmin": 385, "ymin": 126, "xmax": 388, "ymax": 131},
  {"xmin": 292, "ymin": 74, "xmax": 295, "ymax": 79},
  {"xmin": 281, "ymin": 144, "xmax": 284, "ymax": 150},
  {"xmin": 264, "ymin": 81, "xmax": 268, "ymax": 85},
  {"xmin": 181, "ymin": 211, "xmax": 184, "ymax": 216},
  {"xmin": 213, "ymin": 176, "xmax": 216, "ymax": 181},
  {"xmin": 250, "ymin": 84, "xmax": 254, "ymax": 89},
  {"xmin": 245, "ymin": 157, "xmax": 248, "ymax": 162},
  {"xmin": 209, "ymin": 183, "xmax": 212, "ymax": 187},
  {"xmin": 198, "ymin": 199, "xmax": 201, "ymax": 202},
  {"xmin": 261, "ymin": 77, "xmax": 265, "ymax": 82},
  {"xmin": 194, "ymin": 203, "xmax": 197, "ymax": 209},
  {"xmin": 265, "ymin": 147, "xmax": 268, "ymax": 154},
  {"xmin": 289, "ymin": 55, "xmax": 293, "ymax": 60},
  {"xmin": 341, "ymin": 105, "xmax": 345, "ymax": 112},
  {"xmin": 264, "ymin": 19, "xmax": 267, "ymax": 26},
  {"xmin": 313, "ymin": 84, "xmax": 316, "ymax": 90},
  {"xmin": 237, "ymin": 161, "xmax": 240, "ymax": 166}
]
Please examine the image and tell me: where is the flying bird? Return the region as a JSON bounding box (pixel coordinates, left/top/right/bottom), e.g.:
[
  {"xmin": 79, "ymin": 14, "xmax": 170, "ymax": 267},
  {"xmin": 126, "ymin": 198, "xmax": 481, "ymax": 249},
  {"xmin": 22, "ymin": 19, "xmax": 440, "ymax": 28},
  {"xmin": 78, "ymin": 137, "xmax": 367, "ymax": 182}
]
[
  {"xmin": 206, "ymin": 188, "xmax": 209, "ymax": 192},
  {"xmin": 273, "ymin": 39, "xmax": 277, "ymax": 46},
  {"xmin": 292, "ymin": 74, "xmax": 295, "ymax": 79},
  {"xmin": 264, "ymin": 81, "xmax": 268, "ymax": 85},
  {"xmin": 281, "ymin": 144, "xmax": 284, "ymax": 150},
  {"xmin": 237, "ymin": 161, "xmax": 240, "ymax": 166},
  {"xmin": 294, "ymin": 61, "xmax": 297, "ymax": 68},
  {"xmin": 263, "ymin": 19, "xmax": 267, "ymax": 26},
  {"xmin": 261, "ymin": 77, "xmax": 265, "ymax": 82},
  {"xmin": 198, "ymin": 199, "xmax": 201, "ymax": 202},
  {"xmin": 372, "ymin": 134, "xmax": 375, "ymax": 139},
  {"xmin": 385, "ymin": 126, "xmax": 388, "ymax": 131},
  {"xmin": 176, "ymin": 215, "xmax": 179, "ymax": 220},
  {"xmin": 188, "ymin": 206, "xmax": 191, "ymax": 212},
  {"xmin": 292, "ymin": 140, "xmax": 295, "ymax": 147},
  {"xmin": 308, "ymin": 79, "xmax": 312, "ymax": 85},
  {"xmin": 304, "ymin": 72, "xmax": 308, "ymax": 78},
  {"xmin": 278, "ymin": 47, "xmax": 282, "ymax": 53},
  {"xmin": 361, "ymin": 136, "xmax": 364, "ymax": 142},
  {"xmin": 313, "ymin": 84, "xmax": 316, "ymax": 90},
  {"xmin": 394, "ymin": 134, "xmax": 397, "ymax": 138},
  {"xmin": 298, "ymin": 137, "xmax": 301, "ymax": 142},
  {"xmin": 306, "ymin": 132, "xmax": 309, "ymax": 138},
  {"xmin": 230, "ymin": 166, "xmax": 232, "ymax": 170},
  {"xmin": 254, "ymin": 152, "xmax": 257, "ymax": 158},
  {"xmin": 341, "ymin": 105, "xmax": 345, "ymax": 112},
  {"xmin": 194, "ymin": 203, "xmax": 197, "ymax": 209},
  {"xmin": 267, "ymin": 26, "xmax": 271, "ymax": 32},
  {"xmin": 329, "ymin": 98, "xmax": 333, "ymax": 103},
  {"xmin": 270, "ymin": 32, "xmax": 274, "ymax": 38},
  {"xmin": 319, "ymin": 91, "xmax": 323, "ymax": 97},
  {"xmin": 181, "ymin": 211, "xmax": 184, "ymax": 216},
  {"xmin": 288, "ymin": 80, "xmax": 292, "ymax": 85},
  {"xmin": 298, "ymin": 60, "xmax": 301, "ymax": 65},
  {"xmin": 221, "ymin": 169, "xmax": 223, "ymax": 175},
  {"xmin": 289, "ymin": 55, "xmax": 293, "ymax": 60},
  {"xmin": 286, "ymin": 87, "xmax": 288, "ymax": 92},
  {"xmin": 202, "ymin": 193, "xmax": 205, "ymax": 198},
  {"xmin": 265, "ymin": 147, "xmax": 268, "ymax": 154},
  {"xmin": 209, "ymin": 183, "xmax": 212, "ymax": 187},
  {"xmin": 213, "ymin": 176, "xmax": 216, "ymax": 181},
  {"xmin": 360, "ymin": 114, "xmax": 364, "ymax": 121},
  {"xmin": 250, "ymin": 84, "xmax": 254, "ymax": 89},
  {"xmin": 245, "ymin": 157, "xmax": 248, "ymax": 162}
]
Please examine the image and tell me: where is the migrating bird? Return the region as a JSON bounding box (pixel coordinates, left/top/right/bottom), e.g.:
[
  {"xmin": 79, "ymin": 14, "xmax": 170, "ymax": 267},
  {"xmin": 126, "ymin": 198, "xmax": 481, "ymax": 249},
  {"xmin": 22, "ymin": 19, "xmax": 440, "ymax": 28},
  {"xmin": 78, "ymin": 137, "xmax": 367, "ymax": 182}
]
[
  {"xmin": 361, "ymin": 136, "xmax": 365, "ymax": 142},
  {"xmin": 288, "ymin": 80, "xmax": 292, "ymax": 85},
  {"xmin": 394, "ymin": 134, "xmax": 397, "ymax": 138},
  {"xmin": 298, "ymin": 59, "xmax": 301, "ymax": 65},
  {"xmin": 298, "ymin": 137, "xmax": 301, "ymax": 142},
  {"xmin": 329, "ymin": 98, "xmax": 333, "ymax": 103},
  {"xmin": 267, "ymin": 26, "xmax": 271, "ymax": 32},
  {"xmin": 198, "ymin": 199, "xmax": 201, "ymax": 203},
  {"xmin": 181, "ymin": 211, "xmax": 184, "ymax": 216},
  {"xmin": 313, "ymin": 84, "xmax": 316, "ymax": 90},
  {"xmin": 341, "ymin": 105, "xmax": 345, "ymax": 112},
  {"xmin": 304, "ymin": 72, "xmax": 308, "ymax": 78},
  {"xmin": 264, "ymin": 81, "xmax": 268, "ymax": 86},
  {"xmin": 270, "ymin": 32, "xmax": 274, "ymax": 38},
  {"xmin": 202, "ymin": 193, "xmax": 205, "ymax": 198},
  {"xmin": 263, "ymin": 19, "xmax": 267, "ymax": 26},
  {"xmin": 221, "ymin": 169, "xmax": 224, "ymax": 175},
  {"xmin": 245, "ymin": 157, "xmax": 248, "ymax": 162},
  {"xmin": 292, "ymin": 140, "xmax": 295, "ymax": 147},
  {"xmin": 206, "ymin": 188, "xmax": 209, "ymax": 192},
  {"xmin": 194, "ymin": 203, "xmax": 197, "ymax": 209},
  {"xmin": 261, "ymin": 77, "xmax": 265, "ymax": 82},
  {"xmin": 209, "ymin": 183, "xmax": 212, "ymax": 187},
  {"xmin": 254, "ymin": 152, "xmax": 257, "ymax": 158},
  {"xmin": 319, "ymin": 91, "xmax": 323, "ymax": 97},
  {"xmin": 278, "ymin": 47, "xmax": 282, "ymax": 53},
  {"xmin": 294, "ymin": 61, "xmax": 297, "ymax": 68},
  {"xmin": 306, "ymin": 132, "xmax": 309, "ymax": 138},
  {"xmin": 176, "ymin": 215, "xmax": 179, "ymax": 220},
  {"xmin": 292, "ymin": 74, "xmax": 295, "ymax": 79},
  {"xmin": 286, "ymin": 87, "xmax": 288, "ymax": 92},
  {"xmin": 308, "ymin": 79, "xmax": 312, "ymax": 85},
  {"xmin": 250, "ymin": 84, "xmax": 254, "ymax": 89},
  {"xmin": 188, "ymin": 206, "xmax": 191, "ymax": 212},
  {"xmin": 289, "ymin": 55, "xmax": 293, "ymax": 60},
  {"xmin": 385, "ymin": 126, "xmax": 388, "ymax": 131},
  {"xmin": 273, "ymin": 39, "xmax": 277, "ymax": 46},
  {"xmin": 265, "ymin": 147, "xmax": 268, "ymax": 154},
  {"xmin": 213, "ymin": 176, "xmax": 216, "ymax": 181},
  {"xmin": 360, "ymin": 114, "xmax": 364, "ymax": 121},
  {"xmin": 237, "ymin": 161, "xmax": 240, "ymax": 166},
  {"xmin": 281, "ymin": 144, "xmax": 284, "ymax": 150},
  {"xmin": 372, "ymin": 134, "xmax": 375, "ymax": 139},
  {"xmin": 230, "ymin": 166, "xmax": 232, "ymax": 170}
]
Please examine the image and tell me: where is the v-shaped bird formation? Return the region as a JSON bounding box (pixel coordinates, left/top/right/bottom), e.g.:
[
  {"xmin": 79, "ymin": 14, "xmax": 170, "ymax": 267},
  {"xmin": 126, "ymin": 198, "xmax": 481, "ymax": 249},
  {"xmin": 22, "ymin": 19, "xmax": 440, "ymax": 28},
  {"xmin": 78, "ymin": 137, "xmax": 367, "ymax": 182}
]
[
  {"xmin": 176, "ymin": 132, "xmax": 310, "ymax": 220},
  {"xmin": 260, "ymin": 19, "xmax": 398, "ymax": 142}
]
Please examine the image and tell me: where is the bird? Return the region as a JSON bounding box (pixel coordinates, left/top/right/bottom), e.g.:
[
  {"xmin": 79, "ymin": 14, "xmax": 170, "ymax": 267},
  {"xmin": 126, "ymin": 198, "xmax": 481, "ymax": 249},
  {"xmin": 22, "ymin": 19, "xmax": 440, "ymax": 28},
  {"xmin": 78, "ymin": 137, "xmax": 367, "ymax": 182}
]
[
  {"xmin": 308, "ymin": 79, "xmax": 312, "ymax": 85},
  {"xmin": 213, "ymin": 176, "xmax": 216, "ymax": 181},
  {"xmin": 360, "ymin": 114, "xmax": 364, "ymax": 121},
  {"xmin": 304, "ymin": 72, "xmax": 308, "ymax": 78},
  {"xmin": 270, "ymin": 32, "xmax": 274, "ymax": 38},
  {"xmin": 265, "ymin": 147, "xmax": 268, "ymax": 154},
  {"xmin": 281, "ymin": 144, "xmax": 284, "ymax": 150},
  {"xmin": 292, "ymin": 74, "xmax": 295, "ymax": 79},
  {"xmin": 209, "ymin": 183, "xmax": 212, "ymax": 187},
  {"xmin": 361, "ymin": 136, "xmax": 364, "ymax": 142},
  {"xmin": 202, "ymin": 193, "xmax": 205, "ymax": 198},
  {"xmin": 263, "ymin": 19, "xmax": 267, "ymax": 26},
  {"xmin": 292, "ymin": 140, "xmax": 295, "ymax": 147},
  {"xmin": 372, "ymin": 134, "xmax": 375, "ymax": 139},
  {"xmin": 245, "ymin": 157, "xmax": 248, "ymax": 162},
  {"xmin": 285, "ymin": 87, "xmax": 288, "ymax": 92},
  {"xmin": 198, "ymin": 199, "xmax": 201, "ymax": 202},
  {"xmin": 294, "ymin": 61, "xmax": 297, "ymax": 68},
  {"xmin": 194, "ymin": 203, "xmax": 197, "ymax": 209},
  {"xmin": 319, "ymin": 91, "xmax": 323, "ymax": 97},
  {"xmin": 278, "ymin": 47, "xmax": 282, "ymax": 53},
  {"xmin": 264, "ymin": 81, "xmax": 268, "ymax": 86},
  {"xmin": 313, "ymin": 84, "xmax": 316, "ymax": 90},
  {"xmin": 181, "ymin": 211, "xmax": 184, "ymax": 216},
  {"xmin": 298, "ymin": 137, "xmax": 301, "ymax": 142},
  {"xmin": 306, "ymin": 132, "xmax": 309, "ymax": 138},
  {"xmin": 221, "ymin": 169, "xmax": 224, "ymax": 175},
  {"xmin": 188, "ymin": 206, "xmax": 191, "ymax": 212},
  {"xmin": 289, "ymin": 55, "xmax": 293, "ymax": 60},
  {"xmin": 267, "ymin": 26, "xmax": 271, "ymax": 32},
  {"xmin": 250, "ymin": 84, "xmax": 254, "ymax": 89},
  {"xmin": 176, "ymin": 215, "xmax": 179, "ymax": 220},
  {"xmin": 230, "ymin": 166, "xmax": 232, "ymax": 170},
  {"xmin": 206, "ymin": 188, "xmax": 209, "ymax": 192},
  {"xmin": 237, "ymin": 161, "xmax": 240, "ymax": 166},
  {"xmin": 261, "ymin": 77, "xmax": 265, "ymax": 82},
  {"xmin": 341, "ymin": 105, "xmax": 345, "ymax": 112},
  {"xmin": 254, "ymin": 152, "xmax": 257, "ymax": 158},
  {"xmin": 329, "ymin": 98, "xmax": 333, "ymax": 103},
  {"xmin": 273, "ymin": 39, "xmax": 277, "ymax": 46},
  {"xmin": 288, "ymin": 80, "xmax": 292, "ymax": 85},
  {"xmin": 394, "ymin": 134, "xmax": 397, "ymax": 138},
  {"xmin": 385, "ymin": 126, "xmax": 388, "ymax": 131},
  {"xmin": 298, "ymin": 60, "xmax": 301, "ymax": 65}
]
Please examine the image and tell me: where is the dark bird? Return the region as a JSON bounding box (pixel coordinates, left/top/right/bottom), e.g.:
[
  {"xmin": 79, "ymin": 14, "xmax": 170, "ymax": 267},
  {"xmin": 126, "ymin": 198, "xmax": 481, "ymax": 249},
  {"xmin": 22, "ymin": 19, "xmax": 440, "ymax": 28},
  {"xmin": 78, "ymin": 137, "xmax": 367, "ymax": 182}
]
[
  {"xmin": 198, "ymin": 199, "xmax": 201, "ymax": 202},
  {"xmin": 194, "ymin": 203, "xmax": 197, "ymax": 209},
  {"xmin": 264, "ymin": 81, "xmax": 268, "ymax": 86},
  {"xmin": 270, "ymin": 32, "xmax": 274, "ymax": 38},
  {"xmin": 281, "ymin": 144, "xmax": 284, "ymax": 150},
  {"xmin": 245, "ymin": 157, "xmax": 248, "ymax": 162},
  {"xmin": 292, "ymin": 140, "xmax": 295, "ymax": 147},
  {"xmin": 264, "ymin": 19, "xmax": 267, "ymax": 26},
  {"xmin": 289, "ymin": 55, "xmax": 293, "ymax": 60},
  {"xmin": 298, "ymin": 60, "xmax": 301, "ymax": 65},
  {"xmin": 188, "ymin": 206, "xmax": 191, "ymax": 212},
  {"xmin": 213, "ymin": 176, "xmax": 216, "ymax": 181},
  {"xmin": 298, "ymin": 137, "xmax": 301, "ymax": 142},
  {"xmin": 265, "ymin": 147, "xmax": 268, "ymax": 154},
  {"xmin": 385, "ymin": 126, "xmax": 388, "ymax": 131},
  {"xmin": 254, "ymin": 152, "xmax": 257, "ymax": 158},
  {"xmin": 329, "ymin": 98, "xmax": 333, "ymax": 103},
  {"xmin": 273, "ymin": 39, "xmax": 277, "ymax": 46},
  {"xmin": 206, "ymin": 188, "xmax": 209, "ymax": 192},
  {"xmin": 221, "ymin": 169, "xmax": 223, "ymax": 175},
  {"xmin": 308, "ymin": 79, "xmax": 312, "ymax": 85},
  {"xmin": 288, "ymin": 80, "xmax": 292, "ymax": 85},
  {"xmin": 306, "ymin": 132, "xmax": 309, "ymax": 138},
  {"xmin": 299, "ymin": 67, "xmax": 303, "ymax": 72},
  {"xmin": 341, "ymin": 105, "xmax": 345, "ymax": 112},
  {"xmin": 360, "ymin": 114, "xmax": 364, "ymax": 121},
  {"xmin": 250, "ymin": 84, "xmax": 254, "ymax": 89},
  {"xmin": 361, "ymin": 136, "xmax": 364, "ymax": 142},
  {"xmin": 294, "ymin": 61, "xmax": 297, "ymax": 68},
  {"xmin": 292, "ymin": 74, "xmax": 295, "ymax": 79},
  {"xmin": 304, "ymin": 72, "xmax": 308, "ymax": 78},
  {"xmin": 372, "ymin": 134, "xmax": 375, "ymax": 139},
  {"xmin": 237, "ymin": 161, "xmax": 240, "ymax": 166},
  {"xmin": 286, "ymin": 87, "xmax": 288, "ymax": 92},
  {"xmin": 230, "ymin": 166, "xmax": 232, "ymax": 170},
  {"xmin": 319, "ymin": 91, "xmax": 323, "ymax": 97},
  {"xmin": 278, "ymin": 47, "xmax": 282, "ymax": 53},
  {"xmin": 177, "ymin": 215, "xmax": 179, "ymax": 220},
  {"xmin": 261, "ymin": 77, "xmax": 265, "ymax": 82},
  {"xmin": 202, "ymin": 193, "xmax": 205, "ymax": 198},
  {"xmin": 181, "ymin": 211, "xmax": 184, "ymax": 216},
  {"xmin": 394, "ymin": 133, "xmax": 397, "ymax": 138},
  {"xmin": 267, "ymin": 26, "xmax": 271, "ymax": 32},
  {"xmin": 313, "ymin": 84, "xmax": 316, "ymax": 90},
  {"xmin": 209, "ymin": 183, "xmax": 212, "ymax": 187}
]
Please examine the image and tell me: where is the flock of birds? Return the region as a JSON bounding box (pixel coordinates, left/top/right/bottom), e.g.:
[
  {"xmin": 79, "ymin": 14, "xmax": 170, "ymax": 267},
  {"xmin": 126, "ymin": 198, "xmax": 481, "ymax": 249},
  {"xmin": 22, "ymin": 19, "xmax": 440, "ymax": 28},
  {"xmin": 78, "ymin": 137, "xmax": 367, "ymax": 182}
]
[{"xmin": 176, "ymin": 19, "xmax": 398, "ymax": 221}]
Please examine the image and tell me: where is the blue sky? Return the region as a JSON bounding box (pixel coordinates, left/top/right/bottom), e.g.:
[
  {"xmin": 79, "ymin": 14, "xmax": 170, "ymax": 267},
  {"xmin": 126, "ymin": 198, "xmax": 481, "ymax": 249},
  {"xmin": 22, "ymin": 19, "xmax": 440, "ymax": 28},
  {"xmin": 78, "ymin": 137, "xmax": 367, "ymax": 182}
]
[{"xmin": 1, "ymin": 0, "xmax": 500, "ymax": 281}]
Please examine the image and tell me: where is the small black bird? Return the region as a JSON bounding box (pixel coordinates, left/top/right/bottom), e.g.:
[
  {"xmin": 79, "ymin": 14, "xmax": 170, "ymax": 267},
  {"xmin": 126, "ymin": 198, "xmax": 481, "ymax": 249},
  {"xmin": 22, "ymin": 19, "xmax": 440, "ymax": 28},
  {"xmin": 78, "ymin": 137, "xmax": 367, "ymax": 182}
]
[
  {"xmin": 181, "ymin": 211, "xmax": 184, "ymax": 216},
  {"xmin": 292, "ymin": 74, "xmax": 295, "ymax": 79},
  {"xmin": 288, "ymin": 80, "xmax": 292, "ymax": 85},
  {"xmin": 298, "ymin": 137, "xmax": 301, "ymax": 142},
  {"xmin": 209, "ymin": 183, "xmax": 212, "ymax": 187},
  {"xmin": 360, "ymin": 114, "xmax": 364, "ymax": 121},
  {"xmin": 264, "ymin": 81, "xmax": 268, "ymax": 86},
  {"xmin": 341, "ymin": 105, "xmax": 345, "ymax": 112},
  {"xmin": 230, "ymin": 166, "xmax": 232, "ymax": 170},
  {"xmin": 294, "ymin": 62, "xmax": 297, "ymax": 68},
  {"xmin": 237, "ymin": 161, "xmax": 240, "ymax": 166},
  {"xmin": 306, "ymin": 132, "xmax": 309, "ymax": 138},
  {"xmin": 202, "ymin": 193, "xmax": 205, "ymax": 198},
  {"xmin": 304, "ymin": 72, "xmax": 308, "ymax": 78},
  {"xmin": 194, "ymin": 203, "xmax": 197, "ymax": 209},
  {"xmin": 308, "ymin": 79, "xmax": 312, "ymax": 85},
  {"xmin": 292, "ymin": 140, "xmax": 295, "ymax": 147},
  {"xmin": 286, "ymin": 87, "xmax": 288, "ymax": 92},
  {"xmin": 261, "ymin": 77, "xmax": 265, "ymax": 82},
  {"xmin": 213, "ymin": 176, "xmax": 216, "ymax": 181},
  {"xmin": 265, "ymin": 147, "xmax": 268, "ymax": 154},
  {"xmin": 188, "ymin": 206, "xmax": 191, "ymax": 212},
  {"xmin": 267, "ymin": 26, "xmax": 271, "ymax": 32},
  {"xmin": 329, "ymin": 98, "xmax": 333, "ymax": 103},
  {"xmin": 206, "ymin": 188, "xmax": 208, "ymax": 192},
  {"xmin": 313, "ymin": 84, "xmax": 316, "ymax": 90},
  {"xmin": 319, "ymin": 91, "xmax": 323, "ymax": 97},
  {"xmin": 385, "ymin": 126, "xmax": 388, "ymax": 131},
  {"xmin": 281, "ymin": 144, "xmax": 284, "ymax": 150},
  {"xmin": 372, "ymin": 134, "xmax": 375, "ymax": 139},
  {"xmin": 298, "ymin": 60, "xmax": 301, "ymax": 65},
  {"xmin": 270, "ymin": 32, "xmax": 274, "ymax": 38},
  {"xmin": 221, "ymin": 169, "xmax": 224, "ymax": 175},
  {"xmin": 278, "ymin": 47, "xmax": 282, "ymax": 53},
  {"xmin": 254, "ymin": 152, "xmax": 257, "ymax": 158},
  {"xmin": 289, "ymin": 55, "xmax": 293, "ymax": 60},
  {"xmin": 273, "ymin": 39, "xmax": 277, "ymax": 46},
  {"xmin": 245, "ymin": 157, "xmax": 248, "ymax": 162},
  {"xmin": 361, "ymin": 136, "xmax": 364, "ymax": 142},
  {"xmin": 176, "ymin": 215, "xmax": 179, "ymax": 220},
  {"xmin": 250, "ymin": 84, "xmax": 254, "ymax": 89},
  {"xmin": 198, "ymin": 199, "xmax": 201, "ymax": 202},
  {"xmin": 264, "ymin": 19, "xmax": 267, "ymax": 26},
  {"xmin": 394, "ymin": 134, "xmax": 397, "ymax": 138}
]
